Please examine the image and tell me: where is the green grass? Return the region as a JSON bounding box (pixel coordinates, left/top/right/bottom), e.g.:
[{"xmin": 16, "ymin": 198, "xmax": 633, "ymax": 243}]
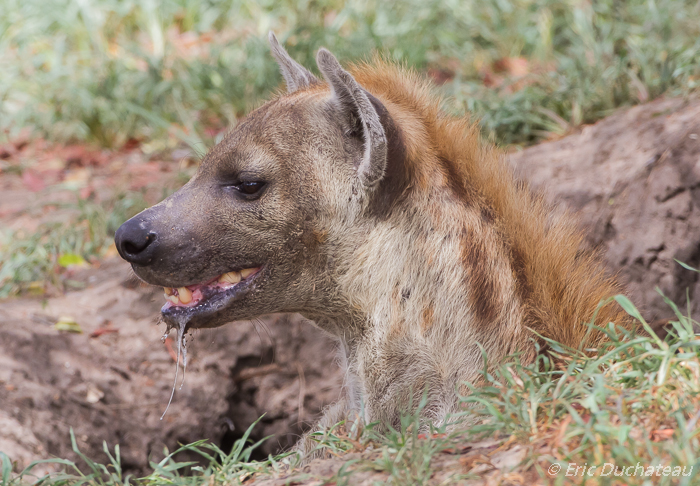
[
  {"xmin": 3, "ymin": 290, "xmax": 700, "ymax": 485},
  {"xmin": 1, "ymin": 0, "xmax": 699, "ymax": 149},
  {"xmin": 459, "ymin": 295, "xmax": 700, "ymax": 485},
  {"xmin": 1, "ymin": 418, "xmax": 285, "ymax": 486},
  {"xmin": 0, "ymin": 192, "xmax": 148, "ymax": 297}
]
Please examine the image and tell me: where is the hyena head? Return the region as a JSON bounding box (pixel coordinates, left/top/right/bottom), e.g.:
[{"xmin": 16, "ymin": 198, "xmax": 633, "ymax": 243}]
[{"xmin": 115, "ymin": 33, "xmax": 394, "ymax": 331}]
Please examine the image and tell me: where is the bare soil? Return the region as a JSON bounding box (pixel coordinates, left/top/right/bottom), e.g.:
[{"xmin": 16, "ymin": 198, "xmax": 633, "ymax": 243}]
[
  {"xmin": 0, "ymin": 259, "xmax": 342, "ymax": 474},
  {"xmin": 1, "ymin": 96, "xmax": 699, "ymax": 482},
  {"xmin": 511, "ymin": 97, "xmax": 700, "ymax": 323}
]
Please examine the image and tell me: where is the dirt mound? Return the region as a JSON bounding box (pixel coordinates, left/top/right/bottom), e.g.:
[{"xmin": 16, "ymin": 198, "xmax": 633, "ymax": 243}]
[
  {"xmin": 0, "ymin": 259, "xmax": 342, "ymax": 474},
  {"xmin": 511, "ymin": 97, "xmax": 700, "ymax": 322},
  {"xmin": 2, "ymin": 97, "xmax": 699, "ymax": 476}
]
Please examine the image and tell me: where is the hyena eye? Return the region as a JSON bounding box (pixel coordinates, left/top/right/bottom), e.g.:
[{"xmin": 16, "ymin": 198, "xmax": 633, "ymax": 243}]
[{"xmin": 233, "ymin": 181, "xmax": 266, "ymax": 197}]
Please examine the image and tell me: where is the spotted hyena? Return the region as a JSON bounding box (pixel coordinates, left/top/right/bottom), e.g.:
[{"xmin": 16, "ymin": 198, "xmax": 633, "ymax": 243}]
[{"xmin": 115, "ymin": 33, "xmax": 632, "ymax": 455}]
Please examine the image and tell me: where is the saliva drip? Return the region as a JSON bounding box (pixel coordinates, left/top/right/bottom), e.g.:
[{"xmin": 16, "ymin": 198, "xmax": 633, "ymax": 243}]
[
  {"xmin": 160, "ymin": 316, "xmax": 189, "ymax": 420},
  {"xmin": 180, "ymin": 331, "xmax": 188, "ymax": 390}
]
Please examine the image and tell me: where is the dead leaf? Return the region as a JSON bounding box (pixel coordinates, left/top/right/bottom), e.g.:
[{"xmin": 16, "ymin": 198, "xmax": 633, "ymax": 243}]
[
  {"xmin": 27, "ymin": 281, "xmax": 45, "ymax": 295},
  {"xmin": 90, "ymin": 322, "xmax": 119, "ymax": 338},
  {"xmin": 57, "ymin": 253, "xmax": 88, "ymax": 268},
  {"xmin": 651, "ymin": 428, "xmax": 675, "ymax": 442},
  {"xmin": 55, "ymin": 316, "xmax": 82, "ymax": 333},
  {"xmin": 459, "ymin": 453, "xmax": 493, "ymax": 472}
]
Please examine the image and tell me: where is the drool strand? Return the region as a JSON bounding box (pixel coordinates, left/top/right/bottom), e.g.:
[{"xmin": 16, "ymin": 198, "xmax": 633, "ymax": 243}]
[{"xmin": 160, "ymin": 317, "xmax": 188, "ymax": 420}]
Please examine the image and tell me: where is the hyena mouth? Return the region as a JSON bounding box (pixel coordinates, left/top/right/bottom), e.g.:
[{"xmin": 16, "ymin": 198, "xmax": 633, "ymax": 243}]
[{"xmin": 160, "ymin": 267, "xmax": 261, "ymax": 324}]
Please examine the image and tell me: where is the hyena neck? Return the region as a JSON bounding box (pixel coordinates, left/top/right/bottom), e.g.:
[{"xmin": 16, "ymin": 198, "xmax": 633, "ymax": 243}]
[
  {"xmin": 335, "ymin": 190, "xmax": 523, "ymax": 346},
  {"xmin": 307, "ymin": 97, "xmax": 525, "ymax": 356}
]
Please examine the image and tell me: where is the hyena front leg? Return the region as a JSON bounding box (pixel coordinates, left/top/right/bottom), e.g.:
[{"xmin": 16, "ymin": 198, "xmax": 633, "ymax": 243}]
[{"xmin": 293, "ymin": 395, "xmax": 358, "ymax": 461}]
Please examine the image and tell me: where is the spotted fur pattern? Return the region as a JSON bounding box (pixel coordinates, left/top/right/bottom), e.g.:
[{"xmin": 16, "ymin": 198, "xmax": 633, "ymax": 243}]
[
  {"xmin": 124, "ymin": 38, "xmax": 634, "ymax": 458},
  {"xmin": 269, "ymin": 51, "xmax": 633, "ymax": 456}
]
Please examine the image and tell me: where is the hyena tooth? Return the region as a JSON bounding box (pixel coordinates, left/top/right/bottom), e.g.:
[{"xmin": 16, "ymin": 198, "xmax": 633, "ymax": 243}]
[
  {"xmin": 164, "ymin": 287, "xmax": 174, "ymax": 296},
  {"xmin": 240, "ymin": 267, "xmax": 258, "ymax": 279},
  {"xmin": 219, "ymin": 271, "xmax": 241, "ymax": 284},
  {"xmin": 178, "ymin": 287, "xmax": 192, "ymax": 304},
  {"xmin": 167, "ymin": 295, "xmax": 179, "ymax": 305}
]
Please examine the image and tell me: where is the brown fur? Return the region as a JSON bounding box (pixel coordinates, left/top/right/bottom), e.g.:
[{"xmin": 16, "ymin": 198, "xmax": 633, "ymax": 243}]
[
  {"xmin": 421, "ymin": 303, "xmax": 434, "ymax": 333},
  {"xmin": 347, "ymin": 58, "xmax": 632, "ymax": 350},
  {"xmin": 116, "ymin": 42, "xmax": 634, "ymax": 460}
]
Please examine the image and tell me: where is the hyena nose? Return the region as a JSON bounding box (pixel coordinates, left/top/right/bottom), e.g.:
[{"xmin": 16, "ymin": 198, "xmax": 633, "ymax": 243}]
[{"xmin": 115, "ymin": 218, "xmax": 159, "ymax": 266}]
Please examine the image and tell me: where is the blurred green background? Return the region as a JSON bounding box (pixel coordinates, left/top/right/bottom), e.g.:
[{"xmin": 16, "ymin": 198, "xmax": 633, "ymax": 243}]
[
  {"xmin": 1, "ymin": 0, "xmax": 699, "ymax": 297},
  {"xmin": 3, "ymin": 0, "xmax": 699, "ymax": 149}
]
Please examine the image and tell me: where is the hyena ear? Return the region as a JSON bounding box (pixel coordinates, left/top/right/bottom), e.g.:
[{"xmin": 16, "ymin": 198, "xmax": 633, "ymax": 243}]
[
  {"xmin": 268, "ymin": 32, "xmax": 319, "ymax": 93},
  {"xmin": 316, "ymin": 48, "xmax": 387, "ymax": 189}
]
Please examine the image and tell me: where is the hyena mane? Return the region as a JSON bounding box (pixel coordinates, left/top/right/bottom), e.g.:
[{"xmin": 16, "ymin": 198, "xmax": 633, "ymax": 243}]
[{"xmin": 343, "ymin": 57, "xmax": 632, "ymax": 353}]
